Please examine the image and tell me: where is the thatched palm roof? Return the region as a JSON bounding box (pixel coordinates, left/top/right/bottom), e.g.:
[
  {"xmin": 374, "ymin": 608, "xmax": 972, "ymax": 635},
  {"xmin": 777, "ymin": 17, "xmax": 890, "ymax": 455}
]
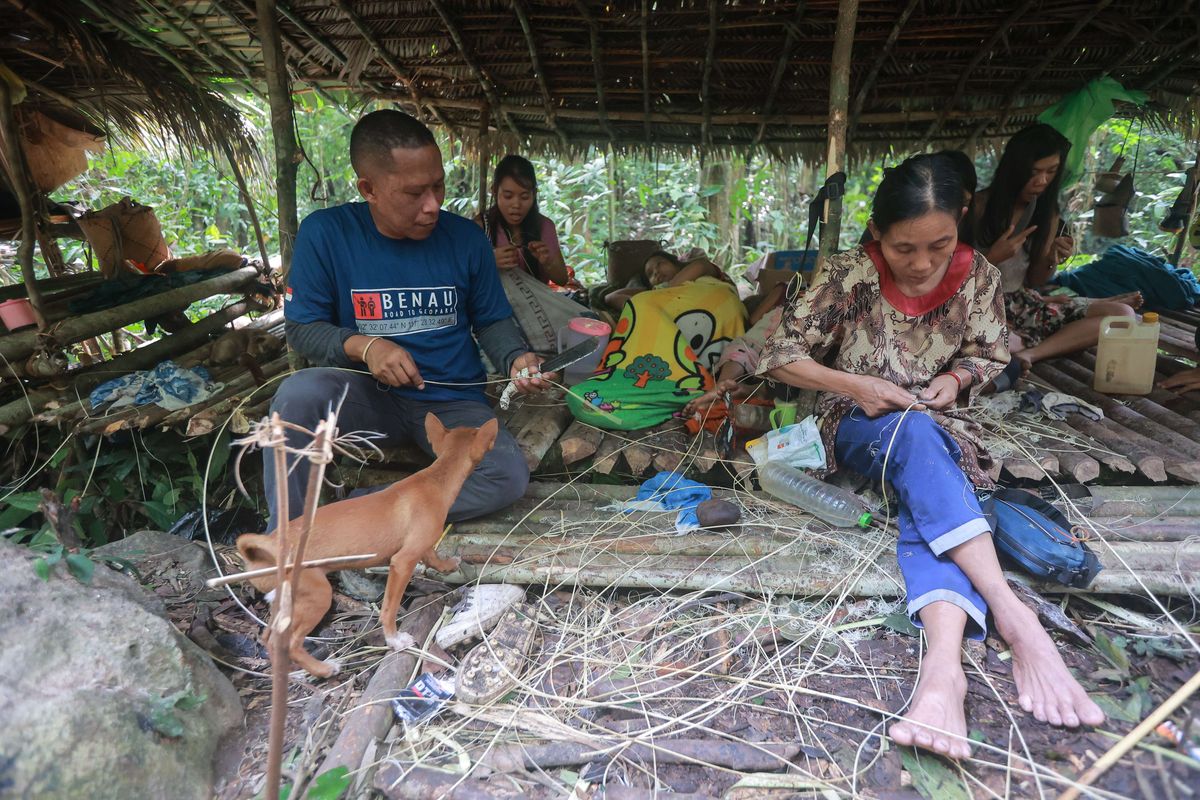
[
  {"xmin": 0, "ymin": 0, "xmax": 259, "ymax": 169},
  {"xmin": 6, "ymin": 0, "xmax": 1200, "ymax": 159}
]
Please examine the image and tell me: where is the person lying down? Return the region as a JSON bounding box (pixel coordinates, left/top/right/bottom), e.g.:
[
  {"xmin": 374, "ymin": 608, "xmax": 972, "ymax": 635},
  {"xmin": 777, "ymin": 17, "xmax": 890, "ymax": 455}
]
[{"xmin": 567, "ymin": 250, "xmax": 746, "ymax": 430}]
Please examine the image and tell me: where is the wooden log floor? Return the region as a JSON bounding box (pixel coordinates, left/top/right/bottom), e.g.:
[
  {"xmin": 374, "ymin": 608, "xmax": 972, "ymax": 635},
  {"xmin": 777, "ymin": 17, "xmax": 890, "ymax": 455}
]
[
  {"xmin": 412, "ymin": 481, "xmax": 1200, "ymax": 598},
  {"xmin": 8, "ymin": 291, "xmax": 1200, "ymax": 493}
]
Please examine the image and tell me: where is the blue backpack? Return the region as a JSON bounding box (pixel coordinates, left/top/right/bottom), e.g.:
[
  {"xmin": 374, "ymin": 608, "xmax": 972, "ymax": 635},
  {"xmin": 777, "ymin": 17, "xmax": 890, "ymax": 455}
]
[{"xmin": 977, "ymin": 488, "xmax": 1102, "ymax": 589}]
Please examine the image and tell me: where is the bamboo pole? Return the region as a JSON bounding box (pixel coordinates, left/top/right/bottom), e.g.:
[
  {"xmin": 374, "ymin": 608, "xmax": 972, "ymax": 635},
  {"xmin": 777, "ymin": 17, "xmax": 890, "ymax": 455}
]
[
  {"xmin": 699, "ymin": 0, "xmax": 719, "ymax": 149},
  {"xmin": 813, "ymin": 0, "xmax": 858, "ymax": 283},
  {"xmin": 255, "ymin": 0, "xmax": 299, "ymax": 276},
  {"xmin": 219, "ymin": 139, "xmax": 270, "ymax": 268},
  {"xmin": 264, "ymin": 414, "xmax": 290, "ymax": 800},
  {"xmin": 0, "ymin": 73, "xmax": 46, "ymax": 330},
  {"xmin": 0, "ymin": 299, "xmax": 256, "ymax": 432},
  {"xmin": 640, "ymin": 0, "xmax": 650, "ymax": 144},
  {"xmin": 432, "ymin": 542, "xmax": 1198, "ymax": 598},
  {"xmin": 1170, "ymin": 151, "xmax": 1199, "ymax": 266},
  {"xmin": 0, "ymin": 265, "xmax": 260, "ymax": 363},
  {"xmin": 206, "ymin": 553, "xmax": 378, "ymax": 587}
]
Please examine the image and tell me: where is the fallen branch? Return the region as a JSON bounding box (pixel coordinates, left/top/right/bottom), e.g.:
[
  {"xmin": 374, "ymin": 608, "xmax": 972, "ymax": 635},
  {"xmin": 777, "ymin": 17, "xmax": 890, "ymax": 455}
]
[
  {"xmin": 319, "ymin": 595, "xmax": 447, "ymax": 778},
  {"xmin": 476, "ymin": 738, "xmax": 801, "ymax": 772}
]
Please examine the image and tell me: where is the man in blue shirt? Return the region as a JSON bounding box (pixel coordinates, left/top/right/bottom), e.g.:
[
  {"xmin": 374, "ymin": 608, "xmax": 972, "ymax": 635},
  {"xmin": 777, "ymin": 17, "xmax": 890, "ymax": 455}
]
[{"xmin": 269, "ymin": 109, "xmax": 552, "ymax": 530}]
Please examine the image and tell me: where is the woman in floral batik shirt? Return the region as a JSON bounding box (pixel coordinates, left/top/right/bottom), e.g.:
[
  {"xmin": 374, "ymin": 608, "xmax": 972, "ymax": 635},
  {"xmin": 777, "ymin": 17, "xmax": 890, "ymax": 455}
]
[{"xmin": 758, "ymin": 154, "xmax": 1104, "ymax": 761}]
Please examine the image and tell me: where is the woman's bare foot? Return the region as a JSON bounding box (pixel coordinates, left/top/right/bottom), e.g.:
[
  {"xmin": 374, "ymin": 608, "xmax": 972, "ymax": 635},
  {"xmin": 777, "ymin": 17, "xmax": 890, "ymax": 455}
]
[
  {"xmin": 997, "ymin": 605, "xmax": 1105, "ymax": 727},
  {"xmin": 890, "ymin": 658, "xmax": 972, "ymax": 760},
  {"xmin": 1101, "ymin": 291, "xmax": 1143, "ymax": 309}
]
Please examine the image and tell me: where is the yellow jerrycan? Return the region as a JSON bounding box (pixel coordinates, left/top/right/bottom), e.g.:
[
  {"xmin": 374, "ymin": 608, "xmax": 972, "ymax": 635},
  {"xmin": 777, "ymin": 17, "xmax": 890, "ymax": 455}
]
[{"xmin": 1093, "ymin": 313, "xmax": 1160, "ymax": 395}]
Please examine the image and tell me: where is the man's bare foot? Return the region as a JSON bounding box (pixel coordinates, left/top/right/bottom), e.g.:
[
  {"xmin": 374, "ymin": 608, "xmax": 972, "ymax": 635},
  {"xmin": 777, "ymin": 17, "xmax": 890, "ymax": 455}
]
[
  {"xmin": 998, "ymin": 605, "xmax": 1105, "ymax": 727},
  {"xmin": 890, "ymin": 659, "xmax": 972, "ymax": 759}
]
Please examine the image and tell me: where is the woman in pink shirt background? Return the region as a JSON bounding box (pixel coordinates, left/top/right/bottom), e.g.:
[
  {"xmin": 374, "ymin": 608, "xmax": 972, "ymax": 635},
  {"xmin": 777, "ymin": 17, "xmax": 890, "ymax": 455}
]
[
  {"xmin": 480, "ymin": 155, "xmax": 571, "ymax": 286},
  {"xmin": 477, "ymin": 154, "xmax": 591, "ymax": 353}
]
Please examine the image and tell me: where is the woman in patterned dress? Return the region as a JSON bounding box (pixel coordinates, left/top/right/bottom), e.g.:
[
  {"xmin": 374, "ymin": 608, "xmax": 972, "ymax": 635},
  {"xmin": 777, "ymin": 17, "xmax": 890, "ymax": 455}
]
[
  {"xmin": 972, "ymin": 124, "xmax": 1137, "ymax": 370},
  {"xmin": 758, "ymin": 154, "xmax": 1104, "ymax": 760}
]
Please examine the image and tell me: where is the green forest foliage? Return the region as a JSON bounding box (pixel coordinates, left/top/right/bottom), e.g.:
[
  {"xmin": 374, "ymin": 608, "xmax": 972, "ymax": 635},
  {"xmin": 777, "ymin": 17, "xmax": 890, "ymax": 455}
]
[
  {"xmin": 58, "ymin": 97, "xmax": 1198, "ymax": 286},
  {"xmin": 11, "ymin": 98, "xmax": 1194, "ymax": 547}
]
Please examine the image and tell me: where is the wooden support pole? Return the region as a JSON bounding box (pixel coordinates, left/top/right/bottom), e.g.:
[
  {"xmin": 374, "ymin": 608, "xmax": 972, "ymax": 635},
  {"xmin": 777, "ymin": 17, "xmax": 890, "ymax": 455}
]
[
  {"xmin": 919, "ymin": 0, "xmax": 1038, "ymax": 147},
  {"xmin": 219, "ymin": 139, "xmax": 270, "ymax": 268},
  {"xmin": 0, "ymin": 75, "xmax": 46, "ymax": 330},
  {"xmin": 477, "ymin": 106, "xmax": 491, "ymax": 220},
  {"xmin": 753, "ymin": 2, "xmax": 807, "ymax": 146},
  {"xmin": 428, "ymin": 0, "xmax": 520, "ymax": 137},
  {"xmin": 640, "ymin": 0, "xmax": 651, "ymax": 145},
  {"xmin": 814, "ymin": 0, "xmax": 858, "ymax": 280},
  {"xmin": 848, "ymin": 0, "xmax": 918, "ymax": 138},
  {"xmin": 699, "ymin": 0, "xmax": 719, "ymax": 149},
  {"xmin": 513, "ymin": 0, "xmax": 568, "ymax": 147},
  {"xmin": 255, "ymin": 0, "xmax": 299, "ymax": 275},
  {"xmin": 572, "ymin": 0, "xmax": 616, "ymax": 143}
]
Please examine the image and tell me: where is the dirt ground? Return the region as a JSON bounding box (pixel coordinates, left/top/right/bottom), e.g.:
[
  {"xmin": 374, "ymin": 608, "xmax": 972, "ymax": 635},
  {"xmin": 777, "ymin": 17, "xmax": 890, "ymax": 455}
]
[{"xmin": 154, "ymin": 553, "xmax": 1200, "ymax": 800}]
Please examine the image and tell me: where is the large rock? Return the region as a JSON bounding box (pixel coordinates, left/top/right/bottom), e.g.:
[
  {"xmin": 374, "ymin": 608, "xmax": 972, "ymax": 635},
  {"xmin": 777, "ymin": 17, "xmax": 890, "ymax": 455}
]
[{"xmin": 0, "ymin": 538, "xmax": 243, "ymax": 799}]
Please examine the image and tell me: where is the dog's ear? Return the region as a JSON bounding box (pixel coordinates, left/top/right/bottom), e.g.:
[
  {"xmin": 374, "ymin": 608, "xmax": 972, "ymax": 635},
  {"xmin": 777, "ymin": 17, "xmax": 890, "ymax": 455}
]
[
  {"xmin": 425, "ymin": 413, "xmax": 448, "ymax": 451},
  {"xmin": 236, "ymin": 533, "xmax": 275, "ymax": 567},
  {"xmin": 471, "ymin": 418, "xmax": 499, "ymax": 459}
]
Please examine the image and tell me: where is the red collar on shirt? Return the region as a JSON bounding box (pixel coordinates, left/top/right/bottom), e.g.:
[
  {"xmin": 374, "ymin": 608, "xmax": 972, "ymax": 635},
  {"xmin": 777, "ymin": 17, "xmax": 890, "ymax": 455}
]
[{"xmin": 865, "ymin": 240, "xmax": 974, "ymax": 316}]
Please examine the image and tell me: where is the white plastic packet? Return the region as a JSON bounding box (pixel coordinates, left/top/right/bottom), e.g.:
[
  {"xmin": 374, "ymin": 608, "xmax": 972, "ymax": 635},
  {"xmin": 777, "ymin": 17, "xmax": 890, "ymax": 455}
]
[{"xmin": 747, "ymin": 416, "xmax": 826, "ymax": 470}]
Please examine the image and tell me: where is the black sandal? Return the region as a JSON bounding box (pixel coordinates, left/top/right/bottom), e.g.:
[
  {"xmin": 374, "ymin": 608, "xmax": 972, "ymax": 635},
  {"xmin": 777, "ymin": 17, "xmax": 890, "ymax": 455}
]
[{"xmin": 990, "ymin": 359, "xmax": 1023, "ymax": 394}]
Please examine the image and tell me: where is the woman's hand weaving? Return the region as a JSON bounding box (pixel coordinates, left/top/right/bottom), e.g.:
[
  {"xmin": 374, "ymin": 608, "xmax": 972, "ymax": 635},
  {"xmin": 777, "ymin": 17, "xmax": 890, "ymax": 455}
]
[
  {"xmin": 918, "ymin": 373, "xmax": 961, "ymax": 410},
  {"xmin": 494, "ymin": 245, "xmax": 520, "ymax": 269},
  {"xmin": 852, "ymin": 375, "xmax": 925, "ymax": 417}
]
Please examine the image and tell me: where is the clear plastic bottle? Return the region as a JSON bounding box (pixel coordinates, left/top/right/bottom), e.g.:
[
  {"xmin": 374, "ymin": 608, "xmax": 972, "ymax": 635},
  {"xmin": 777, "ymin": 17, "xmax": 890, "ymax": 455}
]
[{"xmin": 757, "ymin": 462, "xmax": 873, "ymax": 529}]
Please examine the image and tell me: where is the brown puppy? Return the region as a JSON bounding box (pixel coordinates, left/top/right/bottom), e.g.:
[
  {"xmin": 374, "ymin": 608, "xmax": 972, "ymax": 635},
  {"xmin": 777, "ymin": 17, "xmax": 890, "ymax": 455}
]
[{"xmin": 236, "ymin": 413, "xmax": 498, "ymax": 678}]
